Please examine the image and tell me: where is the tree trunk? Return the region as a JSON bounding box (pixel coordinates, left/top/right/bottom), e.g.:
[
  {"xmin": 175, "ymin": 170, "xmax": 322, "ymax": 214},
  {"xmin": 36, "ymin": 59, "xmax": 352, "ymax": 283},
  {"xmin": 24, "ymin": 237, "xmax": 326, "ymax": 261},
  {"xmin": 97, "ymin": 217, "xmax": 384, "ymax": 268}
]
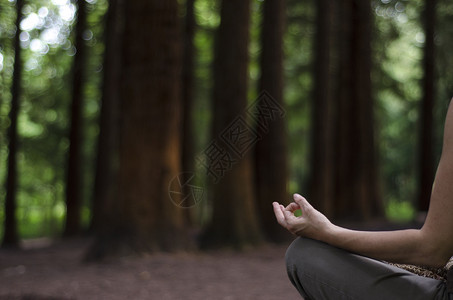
[
  {"xmin": 200, "ymin": 0, "xmax": 263, "ymax": 249},
  {"xmin": 418, "ymin": 0, "xmax": 437, "ymax": 212},
  {"xmin": 2, "ymin": 0, "xmax": 24, "ymax": 248},
  {"xmin": 309, "ymin": 0, "xmax": 338, "ymax": 219},
  {"xmin": 64, "ymin": 0, "xmax": 88, "ymax": 236},
  {"xmin": 181, "ymin": 0, "xmax": 196, "ymax": 226},
  {"xmin": 337, "ymin": 0, "xmax": 380, "ymax": 220},
  {"xmin": 310, "ymin": 0, "xmax": 381, "ymax": 221},
  {"xmin": 90, "ymin": 0, "xmax": 123, "ymax": 232},
  {"xmin": 88, "ymin": 0, "xmax": 189, "ymax": 258},
  {"xmin": 334, "ymin": 0, "xmax": 355, "ymax": 219},
  {"xmin": 255, "ymin": 0, "xmax": 290, "ymax": 243},
  {"xmin": 350, "ymin": 0, "xmax": 380, "ymax": 220}
]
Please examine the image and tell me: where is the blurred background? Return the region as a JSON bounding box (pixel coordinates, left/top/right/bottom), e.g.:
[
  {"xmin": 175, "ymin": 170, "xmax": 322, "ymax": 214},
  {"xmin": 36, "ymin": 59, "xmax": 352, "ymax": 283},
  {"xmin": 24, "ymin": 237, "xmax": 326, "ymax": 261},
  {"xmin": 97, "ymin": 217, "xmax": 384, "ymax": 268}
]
[{"xmin": 0, "ymin": 0, "xmax": 452, "ymax": 255}]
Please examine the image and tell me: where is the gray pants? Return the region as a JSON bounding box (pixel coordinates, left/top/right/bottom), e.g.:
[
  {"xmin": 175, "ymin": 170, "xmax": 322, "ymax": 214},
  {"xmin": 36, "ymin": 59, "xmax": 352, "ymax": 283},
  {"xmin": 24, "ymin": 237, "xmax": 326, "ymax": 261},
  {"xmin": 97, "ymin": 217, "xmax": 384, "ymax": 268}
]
[{"xmin": 286, "ymin": 237, "xmax": 452, "ymax": 300}]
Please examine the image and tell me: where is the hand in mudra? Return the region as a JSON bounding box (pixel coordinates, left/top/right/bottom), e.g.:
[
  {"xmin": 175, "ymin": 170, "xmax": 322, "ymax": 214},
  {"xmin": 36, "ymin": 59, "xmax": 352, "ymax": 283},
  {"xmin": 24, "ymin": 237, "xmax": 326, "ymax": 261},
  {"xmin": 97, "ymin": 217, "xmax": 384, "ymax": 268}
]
[{"xmin": 273, "ymin": 194, "xmax": 333, "ymax": 240}]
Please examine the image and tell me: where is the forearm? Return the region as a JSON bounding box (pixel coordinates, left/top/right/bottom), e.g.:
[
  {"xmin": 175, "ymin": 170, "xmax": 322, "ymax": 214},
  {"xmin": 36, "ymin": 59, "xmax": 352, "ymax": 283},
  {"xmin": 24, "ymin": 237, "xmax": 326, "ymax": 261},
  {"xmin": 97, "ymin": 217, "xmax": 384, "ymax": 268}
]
[
  {"xmin": 321, "ymin": 225, "xmax": 443, "ymax": 267},
  {"xmin": 274, "ymin": 195, "xmax": 451, "ymax": 268}
]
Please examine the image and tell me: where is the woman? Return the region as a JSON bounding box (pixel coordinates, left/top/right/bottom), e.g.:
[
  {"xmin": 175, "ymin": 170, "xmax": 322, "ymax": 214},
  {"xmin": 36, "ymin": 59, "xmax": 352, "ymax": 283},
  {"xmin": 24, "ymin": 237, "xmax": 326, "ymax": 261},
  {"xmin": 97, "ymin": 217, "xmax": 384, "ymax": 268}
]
[{"xmin": 273, "ymin": 101, "xmax": 453, "ymax": 299}]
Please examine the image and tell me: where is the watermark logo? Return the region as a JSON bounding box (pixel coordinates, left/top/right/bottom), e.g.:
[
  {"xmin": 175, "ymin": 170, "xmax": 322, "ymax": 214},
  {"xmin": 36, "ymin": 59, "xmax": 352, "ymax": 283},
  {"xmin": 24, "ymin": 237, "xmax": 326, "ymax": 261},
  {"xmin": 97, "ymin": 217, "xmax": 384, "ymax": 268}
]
[
  {"xmin": 168, "ymin": 91, "xmax": 285, "ymax": 208},
  {"xmin": 168, "ymin": 172, "xmax": 205, "ymax": 208}
]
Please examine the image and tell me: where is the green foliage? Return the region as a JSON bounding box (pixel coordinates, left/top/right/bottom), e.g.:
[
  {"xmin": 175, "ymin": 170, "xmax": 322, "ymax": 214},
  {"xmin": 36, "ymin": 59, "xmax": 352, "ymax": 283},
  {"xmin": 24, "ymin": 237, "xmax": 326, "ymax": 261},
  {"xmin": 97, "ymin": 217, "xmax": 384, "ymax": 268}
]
[
  {"xmin": 284, "ymin": 0, "xmax": 315, "ymax": 196},
  {"xmin": 373, "ymin": 0, "xmax": 427, "ymax": 219},
  {"xmin": 385, "ymin": 200, "xmax": 416, "ymax": 222},
  {"xmin": 192, "ymin": 0, "xmax": 219, "ymax": 152},
  {"xmin": 435, "ymin": 0, "xmax": 453, "ymax": 148},
  {"xmin": 1, "ymin": 0, "xmax": 106, "ymax": 239}
]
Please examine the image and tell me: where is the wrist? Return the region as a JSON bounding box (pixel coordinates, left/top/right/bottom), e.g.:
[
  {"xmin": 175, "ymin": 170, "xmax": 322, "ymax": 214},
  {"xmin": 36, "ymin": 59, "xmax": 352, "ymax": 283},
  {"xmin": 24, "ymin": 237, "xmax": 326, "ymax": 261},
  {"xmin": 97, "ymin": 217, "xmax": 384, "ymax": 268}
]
[{"xmin": 319, "ymin": 223, "xmax": 341, "ymax": 245}]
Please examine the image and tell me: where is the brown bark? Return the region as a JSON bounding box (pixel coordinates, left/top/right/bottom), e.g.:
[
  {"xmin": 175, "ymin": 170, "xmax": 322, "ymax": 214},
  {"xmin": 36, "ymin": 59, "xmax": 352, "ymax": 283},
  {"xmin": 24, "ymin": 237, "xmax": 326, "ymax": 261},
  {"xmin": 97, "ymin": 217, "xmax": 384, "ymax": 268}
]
[
  {"xmin": 336, "ymin": 0, "xmax": 381, "ymax": 220},
  {"xmin": 118, "ymin": 0, "xmax": 187, "ymax": 253},
  {"xmin": 64, "ymin": 0, "xmax": 88, "ymax": 236},
  {"xmin": 309, "ymin": 0, "xmax": 338, "ymax": 219},
  {"xmin": 310, "ymin": 0, "xmax": 381, "ymax": 221},
  {"xmin": 90, "ymin": 0, "xmax": 123, "ymax": 232},
  {"xmin": 418, "ymin": 0, "xmax": 437, "ymax": 212},
  {"xmin": 255, "ymin": 0, "xmax": 290, "ymax": 243},
  {"xmin": 2, "ymin": 0, "xmax": 24, "ymax": 248},
  {"xmin": 181, "ymin": 0, "xmax": 196, "ymax": 226},
  {"xmin": 200, "ymin": 0, "xmax": 263, "ymax": 249},
  {"xmin": 87, "ymin": 0, "xmax": 189, "ymax": 259},
  {"xmin": 350, "ymin": 0, "xmax": 380, "ymax": 220},
  {"xmin": 335, "ymin": 0, "xmax": 355, "ymax": 219}
]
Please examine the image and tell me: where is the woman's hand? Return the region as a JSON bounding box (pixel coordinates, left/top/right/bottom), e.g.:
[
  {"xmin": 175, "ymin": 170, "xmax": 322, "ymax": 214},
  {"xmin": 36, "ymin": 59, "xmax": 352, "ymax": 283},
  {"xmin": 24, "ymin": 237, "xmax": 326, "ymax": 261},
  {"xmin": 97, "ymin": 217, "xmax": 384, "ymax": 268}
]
[{"xmin": 273, "ymin": 194, "xmax": 333, "ymax": 240}]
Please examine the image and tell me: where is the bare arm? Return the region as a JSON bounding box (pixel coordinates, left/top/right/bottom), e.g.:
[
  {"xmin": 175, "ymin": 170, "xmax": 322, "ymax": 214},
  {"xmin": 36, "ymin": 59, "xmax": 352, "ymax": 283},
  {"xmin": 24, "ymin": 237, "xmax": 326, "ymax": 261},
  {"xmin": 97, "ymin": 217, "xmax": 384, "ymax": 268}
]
[{"xmin": 274, "ymin": 100, "xmax": 453, "ymax": 268}]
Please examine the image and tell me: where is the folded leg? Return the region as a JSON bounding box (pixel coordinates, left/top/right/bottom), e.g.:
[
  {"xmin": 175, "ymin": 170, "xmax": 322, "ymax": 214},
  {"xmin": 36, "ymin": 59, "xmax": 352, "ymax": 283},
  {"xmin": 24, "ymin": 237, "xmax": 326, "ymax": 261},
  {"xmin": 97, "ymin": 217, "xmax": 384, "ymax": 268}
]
[{"xmin": 286, "ymin": 237, "xmax": 451, "ymax": 300}]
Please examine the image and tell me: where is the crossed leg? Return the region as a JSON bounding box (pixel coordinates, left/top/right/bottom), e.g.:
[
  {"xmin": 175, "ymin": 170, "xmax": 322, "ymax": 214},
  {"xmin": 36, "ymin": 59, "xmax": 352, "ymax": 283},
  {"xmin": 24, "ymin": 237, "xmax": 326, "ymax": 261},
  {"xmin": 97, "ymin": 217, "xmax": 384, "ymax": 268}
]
[{"xmin": 286, "ymin": 237, "xmax": 451, "ymax": 300}]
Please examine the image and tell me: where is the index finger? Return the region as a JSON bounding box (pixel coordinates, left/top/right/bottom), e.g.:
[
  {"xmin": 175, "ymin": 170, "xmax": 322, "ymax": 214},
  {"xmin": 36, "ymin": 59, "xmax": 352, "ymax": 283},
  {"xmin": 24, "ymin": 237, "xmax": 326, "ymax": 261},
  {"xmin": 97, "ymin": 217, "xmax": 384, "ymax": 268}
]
[{"xmin": 293, "ymin": 194, "xmax": 310, "ymax": 210}]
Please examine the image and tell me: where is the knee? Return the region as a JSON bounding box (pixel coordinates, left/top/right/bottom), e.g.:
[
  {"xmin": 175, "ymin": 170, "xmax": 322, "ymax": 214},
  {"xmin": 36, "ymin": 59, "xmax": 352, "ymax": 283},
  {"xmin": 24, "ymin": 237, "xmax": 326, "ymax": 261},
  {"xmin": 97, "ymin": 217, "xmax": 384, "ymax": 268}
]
[
  {"xmin": 285, "ymin": 238, "xmax": 321, "ymax": 297},
  {"xmin": 285, "ymin": 237, "xmax": 301, "ymax": 268},
  {"xmin": 285, "ymin": 237, "xmax": 318, "ymax": 270}
]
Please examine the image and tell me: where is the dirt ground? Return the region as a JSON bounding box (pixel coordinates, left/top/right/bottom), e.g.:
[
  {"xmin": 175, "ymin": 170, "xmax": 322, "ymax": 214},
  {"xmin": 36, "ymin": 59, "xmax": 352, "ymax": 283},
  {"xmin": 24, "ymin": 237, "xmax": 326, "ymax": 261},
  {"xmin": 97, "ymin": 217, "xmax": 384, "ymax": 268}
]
[{"xmin": 0, "ymin": 238, "xmax": 301, "ymax": 300}]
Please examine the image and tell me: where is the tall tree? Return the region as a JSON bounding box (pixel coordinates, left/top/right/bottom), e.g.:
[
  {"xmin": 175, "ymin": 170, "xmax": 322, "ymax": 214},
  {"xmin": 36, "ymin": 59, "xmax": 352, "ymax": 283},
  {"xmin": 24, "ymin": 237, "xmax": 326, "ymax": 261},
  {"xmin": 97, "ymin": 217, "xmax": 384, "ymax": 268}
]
[
  {"xmin": 417, "ymin": 0, "xmax": 437, "ymax": 212},
  {"xmin": 181, "ymin": 0, "xmax": 196, "ymax": 224},
  {"xmin": 181, "ymin": 0, "xmax": 196, "ymax": 176},
  {"xmin": 200, "ymin": 0, "xmax": 263, "ymax": 249},
  {"xmin": 90, "ymin": 0, "xmax": 122, "ymax": 232},
  {"xmin": 2, "ymin": 0, "xmax": 24, "ymax": 248},
  {"xmin": 309, "ymin": 0, "xmax": 381, "ymax": 220},
  {"xmin": 335, "ymin": 0, "xmax": 355, "ymax": 219},
  {"xmin": 352, "ymin": 0, "xmax": 379, "ymax": 219},
  {"xmin": 88, "ymin": 0, "xmax": 189, "ymax": 257},
  {"xmin": 64, "ymin": 0, "xmax": 88, "ymax": 236},
  {"xmin": 309, "ymin": 0, "xmax": 338, "ymax": 218},
  {"xmin": 337, "ymin": 0, "xmax": 380, "ymax": 220},
  {"xmin": 255, "ymin": 0, "xmax": 290, "ymax": 242}
]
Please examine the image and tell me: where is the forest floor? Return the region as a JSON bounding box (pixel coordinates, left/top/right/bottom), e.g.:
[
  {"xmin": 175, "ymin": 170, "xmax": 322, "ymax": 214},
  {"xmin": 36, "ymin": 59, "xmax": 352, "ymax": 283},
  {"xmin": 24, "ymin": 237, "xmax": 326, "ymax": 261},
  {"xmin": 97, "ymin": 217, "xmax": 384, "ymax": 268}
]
[{"xmin": 0, "ymin": 237, "xmax": 301, "ymax": 300}]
